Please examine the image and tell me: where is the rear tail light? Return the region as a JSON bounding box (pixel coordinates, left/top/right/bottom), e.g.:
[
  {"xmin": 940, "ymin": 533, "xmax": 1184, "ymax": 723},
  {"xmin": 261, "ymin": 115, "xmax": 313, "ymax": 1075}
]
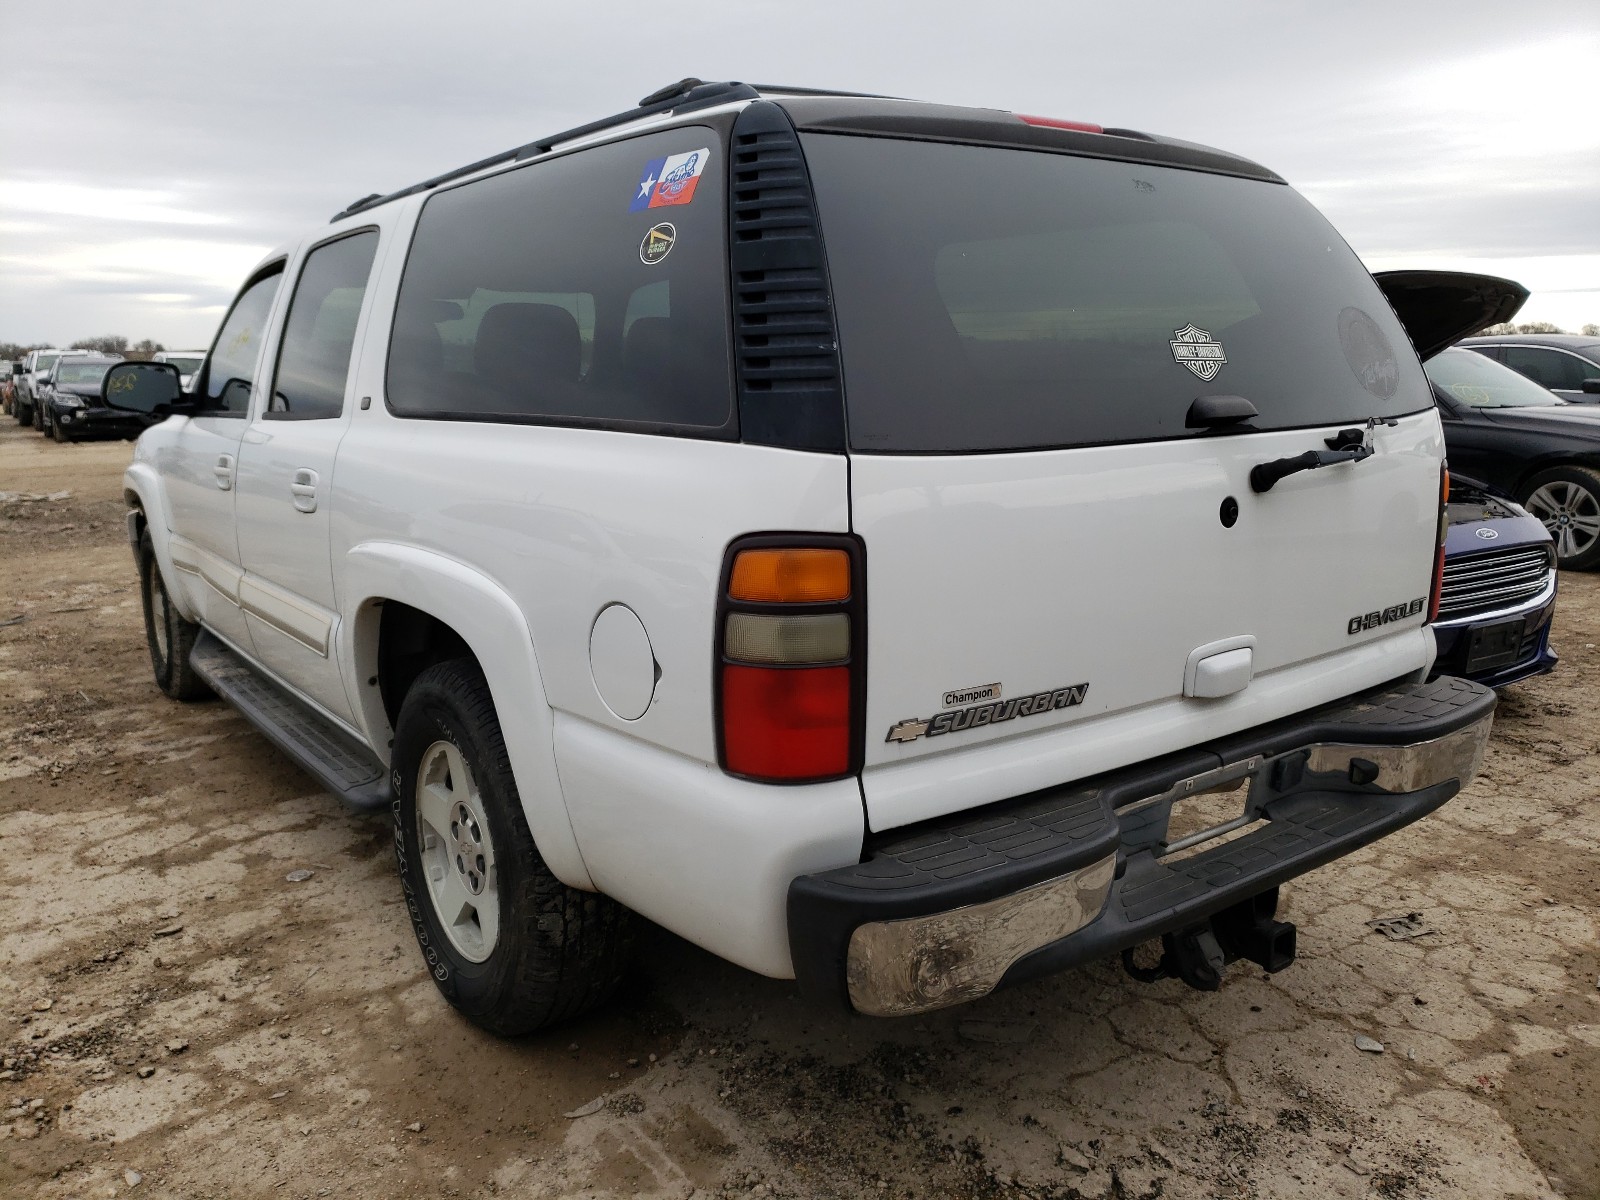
[
  {"xmin": 729, "ymin": 547, "xmax": 851, "ymax": 603},
  {"xmin": 716, "ymin": 535, "xmax": 865, "ymax": 783},
  {"xmin": 1428, "ymin": 466, "xmax": 1450, "ymax": 622}
]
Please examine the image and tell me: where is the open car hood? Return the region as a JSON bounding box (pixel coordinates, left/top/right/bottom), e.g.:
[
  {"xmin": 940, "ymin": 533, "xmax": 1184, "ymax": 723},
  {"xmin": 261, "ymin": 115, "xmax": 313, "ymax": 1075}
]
[{"xmin": 1374, "ymin": 270, "xmax": 1529, "ymax": 362}]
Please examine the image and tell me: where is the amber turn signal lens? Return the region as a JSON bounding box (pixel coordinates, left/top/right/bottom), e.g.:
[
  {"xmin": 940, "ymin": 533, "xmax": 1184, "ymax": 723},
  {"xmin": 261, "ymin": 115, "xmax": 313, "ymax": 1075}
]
[{"xmin": 729, "ymin": 548, "xmax": 851, "ymax": 603}]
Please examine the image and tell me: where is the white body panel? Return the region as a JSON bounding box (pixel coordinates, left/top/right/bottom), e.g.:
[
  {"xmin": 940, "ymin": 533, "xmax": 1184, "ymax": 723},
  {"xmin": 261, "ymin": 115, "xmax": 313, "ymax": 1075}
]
[
  {"xmin": 852, "ymin": 411, "xmax": 1444, "ymax": 829},
  {"xmin": 232, "ymin": 221, "xmax": 387, "ymax": 722},
  {"xmin": 151, "ymin": 415, "xmax": 254, "ymax": 650},
  {"xmin": 554, "ymin": 713, "xmax": 862, "ymax": 977},
  {"xmin": 328, "ymin": 419, "xmax": 851, "ymax": 762}
]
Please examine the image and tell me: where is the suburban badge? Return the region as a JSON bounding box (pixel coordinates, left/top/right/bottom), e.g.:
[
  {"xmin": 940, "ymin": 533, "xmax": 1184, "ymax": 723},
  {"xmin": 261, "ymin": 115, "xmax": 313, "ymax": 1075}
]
[{"xmin": 885, "ymin": 683, "xmax": 1089, "ymax": 745}]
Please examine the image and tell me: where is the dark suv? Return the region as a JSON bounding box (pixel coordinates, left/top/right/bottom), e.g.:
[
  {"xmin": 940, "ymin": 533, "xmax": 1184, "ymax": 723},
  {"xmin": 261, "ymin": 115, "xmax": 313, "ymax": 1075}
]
[
  {"xmin": 41, "ymin": 355, "xmax": 145, "ymax": 442},
  {"xmin": 1459, "ymin": 333, "xmax": 1600, "ymax": 404}
]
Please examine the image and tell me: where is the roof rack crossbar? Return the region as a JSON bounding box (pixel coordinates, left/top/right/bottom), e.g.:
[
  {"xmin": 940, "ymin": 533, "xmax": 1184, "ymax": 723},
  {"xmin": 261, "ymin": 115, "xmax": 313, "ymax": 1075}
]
[{"xmin": 330, "ymin": 78, "xmax": 758, "ymax": 223}]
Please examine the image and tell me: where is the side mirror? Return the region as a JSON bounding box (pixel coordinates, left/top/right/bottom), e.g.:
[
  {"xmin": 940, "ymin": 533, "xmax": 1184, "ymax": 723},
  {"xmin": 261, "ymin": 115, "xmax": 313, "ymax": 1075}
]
[
  {"xmin": 1582, "ymin": 378, "xmax": 1600, "ymax": 395},
  {"xmin": 102, "ymin": 360, "xmax": 188, "ymax": 415},
  {"xmin": 9, "ymin": 363, "xmax": 21, "ymax": 376}
]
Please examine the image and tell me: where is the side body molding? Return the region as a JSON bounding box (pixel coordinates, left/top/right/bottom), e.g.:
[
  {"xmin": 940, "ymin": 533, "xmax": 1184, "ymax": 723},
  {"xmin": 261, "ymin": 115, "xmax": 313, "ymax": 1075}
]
[
  {"xmin": 123, "ymin": 462, "xmax": 198, "ymax": 622},
  {"xmin": 341, "ymin": 541, "xmax": 595, "ymax": 891}
]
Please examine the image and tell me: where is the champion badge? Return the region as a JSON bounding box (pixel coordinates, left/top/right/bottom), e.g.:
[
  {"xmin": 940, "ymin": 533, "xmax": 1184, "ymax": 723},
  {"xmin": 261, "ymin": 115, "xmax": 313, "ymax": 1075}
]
[
  {"xmin": 1169, "ymin": 324, "xmax": 1227, "ymax": 382},
  {"xmin": 630, "ymin": 147, "xmax": 711, "ymax": 211}
]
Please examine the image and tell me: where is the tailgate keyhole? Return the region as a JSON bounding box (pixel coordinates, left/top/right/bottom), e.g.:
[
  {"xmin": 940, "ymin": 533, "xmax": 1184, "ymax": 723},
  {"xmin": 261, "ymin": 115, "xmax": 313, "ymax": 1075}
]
[{"xmin": 1220, "ymin": 496, "xmax": 1239, "ymax": 528}]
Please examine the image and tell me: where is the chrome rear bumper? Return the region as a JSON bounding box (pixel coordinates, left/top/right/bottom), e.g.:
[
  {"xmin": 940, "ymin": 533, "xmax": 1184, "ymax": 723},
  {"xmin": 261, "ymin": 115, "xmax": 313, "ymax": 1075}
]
[{"xmin": 791, "ymin": 676, "xmax": 1496, "ymax": 1017}]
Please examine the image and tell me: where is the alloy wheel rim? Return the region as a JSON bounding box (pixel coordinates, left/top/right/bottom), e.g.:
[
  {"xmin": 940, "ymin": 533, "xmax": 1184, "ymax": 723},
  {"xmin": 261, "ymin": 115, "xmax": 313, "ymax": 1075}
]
[
  {"xmin": 1526, "ymin": 482, "xmax": 1600, "ymax": 561},
  {"xmin": 415, "ymin": 739, "xmax": 500, "ymax": 963}
]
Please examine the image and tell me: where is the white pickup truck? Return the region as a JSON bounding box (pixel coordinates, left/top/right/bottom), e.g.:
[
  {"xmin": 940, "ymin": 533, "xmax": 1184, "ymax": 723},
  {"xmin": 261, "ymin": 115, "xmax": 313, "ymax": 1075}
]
[{"xmin": 101, "ymin": 80, "xmax": 1517, "ymax": 1035}]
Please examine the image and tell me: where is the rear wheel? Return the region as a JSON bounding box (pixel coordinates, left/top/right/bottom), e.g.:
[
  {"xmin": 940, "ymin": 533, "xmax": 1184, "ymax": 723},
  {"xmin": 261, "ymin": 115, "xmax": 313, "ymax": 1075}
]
[
  {"xmin": 392, "ymin": 659, "xmax": 634, "ymax": 1035},
  {"xmin": 1520, "ymin": 466, "xmax": 1600, "ymax": 570},
  {"xmin": 138, "ymin": 529, "xmax": 210, "ymax": 700}
]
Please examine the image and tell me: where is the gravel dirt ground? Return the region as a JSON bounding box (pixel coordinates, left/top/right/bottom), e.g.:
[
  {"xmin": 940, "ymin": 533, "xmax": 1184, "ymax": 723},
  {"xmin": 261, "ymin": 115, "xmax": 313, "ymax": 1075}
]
[{"xmin": 2, "ymin": 420, "xmax": 1598, "ymax": 1200}]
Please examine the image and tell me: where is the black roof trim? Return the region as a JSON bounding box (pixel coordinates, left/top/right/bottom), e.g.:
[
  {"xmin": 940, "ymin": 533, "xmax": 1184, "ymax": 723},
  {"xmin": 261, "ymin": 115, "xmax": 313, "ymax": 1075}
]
[
  {"xmin": 774, "ymin": 98, "xmax": 1283, "ymax": 183},
  {"xmin": 329, "ymin": 78, "xmax": 758, "ymax": 222},
  {"xmin": 327, "ymin": 81, "xmax": 1282, "ymax": 224},
  {"xmin": 749, "ymin": 83, "xmax": 901, "ymax": 100}
]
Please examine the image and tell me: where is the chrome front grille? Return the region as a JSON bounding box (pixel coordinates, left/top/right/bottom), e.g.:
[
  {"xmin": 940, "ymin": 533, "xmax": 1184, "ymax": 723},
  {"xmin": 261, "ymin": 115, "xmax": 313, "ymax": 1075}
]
[{"xmin": 1437, "ymin": 545, "xmax": 1554, "ymax": 620}]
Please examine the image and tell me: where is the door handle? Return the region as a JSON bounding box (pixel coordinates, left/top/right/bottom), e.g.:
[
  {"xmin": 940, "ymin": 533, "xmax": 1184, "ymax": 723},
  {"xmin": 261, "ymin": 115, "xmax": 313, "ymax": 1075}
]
[
  {"xmin": 213, "ymin": 454, "xmax": 235, "ymax": 491},
  {"xmin": 290, "ymin": 468, "xmax": 319, "ymax": 513}
]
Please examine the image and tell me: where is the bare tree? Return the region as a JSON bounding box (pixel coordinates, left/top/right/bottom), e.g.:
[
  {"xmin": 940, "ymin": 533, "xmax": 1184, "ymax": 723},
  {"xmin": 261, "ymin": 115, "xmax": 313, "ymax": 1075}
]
[
  {"xmin": 70, "ymin": 335, "xmax": 132, "ymax": 355},
  {"xmin": 1583, "ymin": 323, "xmax": 1599, "ymax": 337}
]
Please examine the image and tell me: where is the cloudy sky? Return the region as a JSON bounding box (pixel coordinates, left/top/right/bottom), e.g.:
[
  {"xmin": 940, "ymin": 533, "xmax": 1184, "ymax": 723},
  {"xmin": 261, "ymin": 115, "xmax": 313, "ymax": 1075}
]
[{"xmin": 2, "ymin": 1, "xmax": 1596, "ymax": 349}]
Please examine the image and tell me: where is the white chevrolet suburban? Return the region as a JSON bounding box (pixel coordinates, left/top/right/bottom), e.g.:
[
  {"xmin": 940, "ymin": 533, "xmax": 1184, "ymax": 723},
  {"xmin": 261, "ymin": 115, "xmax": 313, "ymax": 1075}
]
[{"xmin": 102, "ymin": 80, "xmax": 1519, "ymax": 1034}]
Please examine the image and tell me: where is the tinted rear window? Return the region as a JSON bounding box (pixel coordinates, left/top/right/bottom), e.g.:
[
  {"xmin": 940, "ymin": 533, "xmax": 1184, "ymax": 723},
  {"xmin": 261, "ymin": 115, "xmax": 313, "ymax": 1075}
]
[
  {"xmin": 386, "ymin": 126, "xmax": 733, "ymax": 433},
  {"xmin": 803, "ymin": 135, "xmax": 1431, "ymax": 453}
]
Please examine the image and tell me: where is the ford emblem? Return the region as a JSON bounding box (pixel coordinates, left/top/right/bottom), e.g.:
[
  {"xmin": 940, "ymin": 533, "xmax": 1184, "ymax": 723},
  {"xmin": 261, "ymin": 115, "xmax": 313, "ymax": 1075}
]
[{"xmin": 1475, "ymin": 527, "xmax": 1499, "ymax": 540}]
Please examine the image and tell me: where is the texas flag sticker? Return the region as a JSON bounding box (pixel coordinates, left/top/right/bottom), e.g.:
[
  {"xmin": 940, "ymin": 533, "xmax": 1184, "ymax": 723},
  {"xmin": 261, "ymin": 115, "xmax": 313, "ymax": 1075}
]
[{"xmin": 630, "ymin": 147, "xmax": 711, "ymax": 211}]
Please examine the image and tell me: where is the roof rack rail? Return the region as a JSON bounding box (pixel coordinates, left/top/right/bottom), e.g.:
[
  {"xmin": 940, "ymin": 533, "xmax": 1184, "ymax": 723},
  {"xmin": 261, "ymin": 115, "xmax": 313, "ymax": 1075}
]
[
  {"xmin": 747, "ymin": 83, "xmax": 901, "ymax": 100},
  {"xmin": 329, "ymin": 78, "xmax": 758, "ymax": 223}
]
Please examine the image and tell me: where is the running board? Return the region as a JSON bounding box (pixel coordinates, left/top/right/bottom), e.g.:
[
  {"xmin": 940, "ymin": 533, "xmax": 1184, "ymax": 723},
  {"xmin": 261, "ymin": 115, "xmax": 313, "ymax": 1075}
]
[{"xmin": 189, "ymin": 631, "xmax": 390, "ymax": 810}]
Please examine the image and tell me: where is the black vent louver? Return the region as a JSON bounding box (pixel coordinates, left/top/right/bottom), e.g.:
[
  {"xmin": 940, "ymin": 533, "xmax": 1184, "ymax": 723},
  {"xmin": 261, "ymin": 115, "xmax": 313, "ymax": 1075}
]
[{"xmin": 728, "ymin": 102, "xmax": 846, "ymax": 452}]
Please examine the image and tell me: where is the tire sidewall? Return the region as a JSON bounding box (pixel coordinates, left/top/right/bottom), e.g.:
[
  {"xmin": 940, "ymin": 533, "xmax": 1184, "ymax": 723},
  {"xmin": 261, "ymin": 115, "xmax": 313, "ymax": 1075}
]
[
  {"xmin": 138, "ymin": 532, "xmax": 177, "ymax": 692},
  {"xmin": 392, "ymin": 670, "xmax": 528, "ymax": 1016}
]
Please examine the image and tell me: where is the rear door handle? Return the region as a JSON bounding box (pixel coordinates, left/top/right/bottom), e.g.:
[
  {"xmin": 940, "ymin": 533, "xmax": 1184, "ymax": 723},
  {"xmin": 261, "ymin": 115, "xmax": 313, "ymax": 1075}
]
[
  {"xmin": 290, "ymin": 468, "xmax": 319, "ymax": 513},
  {"xmin": 213, "ymin": 454, "xmax": 235, "ymax": 491}
]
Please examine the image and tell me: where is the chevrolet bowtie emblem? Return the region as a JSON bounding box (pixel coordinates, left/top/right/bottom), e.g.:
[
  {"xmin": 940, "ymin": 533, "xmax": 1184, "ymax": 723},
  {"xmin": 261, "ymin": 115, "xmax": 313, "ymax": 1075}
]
[{"xmin": 885, "ymin": 719, "xmax": 931, "ymax": 744}]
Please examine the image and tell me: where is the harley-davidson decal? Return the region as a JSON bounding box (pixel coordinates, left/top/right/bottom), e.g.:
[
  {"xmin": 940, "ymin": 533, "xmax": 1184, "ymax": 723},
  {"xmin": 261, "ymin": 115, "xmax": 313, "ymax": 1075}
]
[{"xmin": 1170, "ymin": 324, "xmax": 1227, "ymax": 382}]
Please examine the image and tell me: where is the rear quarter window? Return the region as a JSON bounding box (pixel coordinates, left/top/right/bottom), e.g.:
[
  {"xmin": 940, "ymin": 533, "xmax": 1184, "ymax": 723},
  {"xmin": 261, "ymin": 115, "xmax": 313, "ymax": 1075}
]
[
  {"xmin": 386, "ymin": 127, "xmax": 734, "ymax": 434},
  {"xmin": 802, "ymin": 134, "xmax": 1432, "ymax": 453}
]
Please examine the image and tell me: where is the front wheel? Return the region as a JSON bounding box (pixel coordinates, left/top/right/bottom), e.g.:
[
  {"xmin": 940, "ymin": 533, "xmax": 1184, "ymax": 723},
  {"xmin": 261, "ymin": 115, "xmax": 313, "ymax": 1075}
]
[
  {"xmin": 138, "ymin": 529, "xmax": 210, "ymax": 700},
  {"xmin": 393, "ymin": 659, "xmax": 634, "ymax": 1035},
  {"xmin": 1520, "ymin": 466, "xmax": 1600, "ymax": 570},
  {"xmin": 51, "ymin": 414, "xmax": 70, "ymax": 443}
]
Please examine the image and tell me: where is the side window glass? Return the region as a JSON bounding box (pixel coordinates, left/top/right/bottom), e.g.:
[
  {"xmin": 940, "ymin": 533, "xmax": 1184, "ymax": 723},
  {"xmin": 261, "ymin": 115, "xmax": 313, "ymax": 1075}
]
[
  {"xmin": 1501, "ymin": 347, "xmax": 1571, "ymax": 391},
  {"xmin": 1552, "ymin": 353, "xmax": 1592, "ymax": 390},
  {"xmin": 202, "ymin": 269, "xmax": 284, "ymax": 416},
  {"xmin": 268, "ymin": 231, "xmax": 380, "ymax": 421},
  {"xmin": 386, "ymin": 127, "xmax": 732, "ymax": 432}
]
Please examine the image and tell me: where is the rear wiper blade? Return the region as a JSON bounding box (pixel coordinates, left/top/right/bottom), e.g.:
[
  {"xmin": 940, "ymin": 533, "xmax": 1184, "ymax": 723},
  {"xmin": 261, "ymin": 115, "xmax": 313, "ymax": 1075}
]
[{"xmin": 1249, "ymin": 445, "xmax": 1372, "ymax": 493}]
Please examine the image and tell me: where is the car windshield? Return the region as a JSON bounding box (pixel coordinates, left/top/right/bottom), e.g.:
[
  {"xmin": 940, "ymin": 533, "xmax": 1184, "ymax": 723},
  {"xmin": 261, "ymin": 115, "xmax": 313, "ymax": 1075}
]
[
  {"xmin": 165, "ymin": 356, "xmax": 203, "ymax": 373},
  {"xmin": 1425, "ymin": 347, "xmax": 1565, "ymax": 409},
  {"xmin": 55, "ymin": 362, "xmax": 112, "ymax": 385},
  {"xmin": 37, "ymin": 354, "xmax": 60, "ymax": 372}
]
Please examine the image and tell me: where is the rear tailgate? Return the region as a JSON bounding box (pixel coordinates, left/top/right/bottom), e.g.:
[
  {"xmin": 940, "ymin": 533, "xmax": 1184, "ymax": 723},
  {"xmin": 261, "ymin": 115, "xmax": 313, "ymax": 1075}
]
[
  {"xmin": 801, "ymin": 132, "xmax": 1444, "ymax": 831},
  {"xmin": 851, "ymin": 416, "xmax": 1440, "ymax": 829}
]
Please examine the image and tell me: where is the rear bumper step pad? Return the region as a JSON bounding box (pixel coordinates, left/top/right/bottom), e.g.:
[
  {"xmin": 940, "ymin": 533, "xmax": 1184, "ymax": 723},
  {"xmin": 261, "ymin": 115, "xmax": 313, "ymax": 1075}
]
[
  {"xmin": 789, "ymin": 675, "xmax": 1495, "ymax": 1016},
  {"xmin": 189, "ymin": 632, "xmax": 390, "ymax": 810}
]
